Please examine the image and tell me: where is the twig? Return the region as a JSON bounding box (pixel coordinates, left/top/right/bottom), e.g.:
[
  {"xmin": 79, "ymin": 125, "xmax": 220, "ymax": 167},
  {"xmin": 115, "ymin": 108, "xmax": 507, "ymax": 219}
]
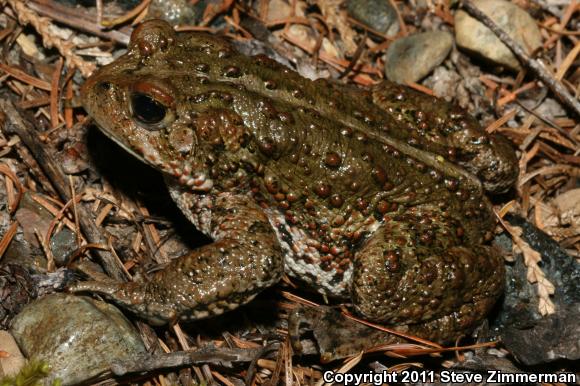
[
  {"xmin": 338, "ymin": 32, "xmax": 367, "ymax": 79},
  {"xmin": 515, "ymin": 100, "xmax": 579, "ymax": 147},
  {"xmin": 34, "ymin": 228, "xmax": 55, "ymax": 272},
  {"xmin": 26, "ymin": 0, "xmax": 130, "ymax": 45},
  {"xmin": 69, "ymin": 175, "xmax": 82, "ymax": 248},
  {"xmin": 387, "ymin": 0, "xmax": 407, "ymax": 36},
  {"xmin": 245, "ymin": 345, "xmax": 278, "ymax": 385},
  {"xmin": 0, "ymin": 221, "xmax": 18, "ymax": 261},
  {"xmin": 0, "ymin": 100, "xmax": 126, "ymax": 281},
  {"xmin": 0, "ymin": 63, "xmax": 51, "ymax": 91},
  {"xmin": 0, "ymin": 162, "xmax": 24, "ymax": 213},
  {"xmin": 49, "ymin": 58, "xmax": 64, "ymax": 129},
  {"xmin": 110, "ymin": 347, "xmax": 272, "ymax": 376},
  {"xmin": 461, "ymin": 0, "xmax": 580, "ymax": 117},
  {"xmin": 100, "ymin": 0, "xmax": 151, "ymax": 27}
]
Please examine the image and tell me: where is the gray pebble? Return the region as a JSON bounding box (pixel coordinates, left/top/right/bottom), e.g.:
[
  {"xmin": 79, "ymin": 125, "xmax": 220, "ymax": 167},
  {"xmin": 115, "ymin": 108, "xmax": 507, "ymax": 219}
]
[
  {"xmin": 346, "ymin": 0, "xmax": 399, "ymax": 37},
  {"xmin": 384, "ymin": 31, "xmax": 453, "ymax": 84}
]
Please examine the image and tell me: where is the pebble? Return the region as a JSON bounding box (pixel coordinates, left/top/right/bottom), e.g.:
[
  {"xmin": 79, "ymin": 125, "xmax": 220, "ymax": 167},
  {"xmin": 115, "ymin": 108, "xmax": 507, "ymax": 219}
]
[
  {"xmin": 384, "ymin": 31, "xmax": 453, "ymax": 84},
  {"xmin": 346, "ymin": 0, "xmax": 399, "ymax": 37},
  {"xmin": 147, "ymin": 0, "xmax": 206, "ymax": 25},
  {"xmin": 10, "ymin": 293, "xmax": 147, "ymax": 385},
  {"xmin": 455, "ymin": 0, "xmax": 543, "ymax": 71},
  {"xmin": 264, "ymin": 0, "xmax": 293, "ymax": 22},
  {"xmin": 49, "ymin": 228, "xmax": 77, "ymax": 266},
  {"xmin": 522, "ymin": 97, "xmax": 567, "ymax": 121}
]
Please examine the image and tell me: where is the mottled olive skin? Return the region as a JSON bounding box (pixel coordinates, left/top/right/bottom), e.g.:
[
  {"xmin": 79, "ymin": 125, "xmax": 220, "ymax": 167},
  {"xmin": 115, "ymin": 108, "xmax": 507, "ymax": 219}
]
[{"xmin": 71, "ymin": 20, "xmax": 518, "ymax": 342}]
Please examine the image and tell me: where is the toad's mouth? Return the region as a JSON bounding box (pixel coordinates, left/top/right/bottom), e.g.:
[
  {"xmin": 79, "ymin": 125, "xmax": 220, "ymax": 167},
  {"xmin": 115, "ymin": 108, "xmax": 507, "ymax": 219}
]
[
  {"xmin": 90, "ymin": 114, "xmax": 215, "ymax": 192},
  {"xmin": 91, "ymin": 119, "xmax": 149, "ymax": 165}
]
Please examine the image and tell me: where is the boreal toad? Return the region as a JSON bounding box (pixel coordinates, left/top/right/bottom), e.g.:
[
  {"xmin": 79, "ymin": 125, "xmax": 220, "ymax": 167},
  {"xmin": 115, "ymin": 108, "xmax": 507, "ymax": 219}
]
[{"xmin": 71, "ymin": 20, "xmax": 518, "ymax": 343}]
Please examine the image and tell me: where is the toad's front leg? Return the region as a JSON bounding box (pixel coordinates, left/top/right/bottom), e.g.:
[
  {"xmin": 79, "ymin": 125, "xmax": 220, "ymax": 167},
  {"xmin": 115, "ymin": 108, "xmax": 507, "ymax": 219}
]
[{"xmin": 69, "ymin": 195, "xmax": 285, "ymax": 325}]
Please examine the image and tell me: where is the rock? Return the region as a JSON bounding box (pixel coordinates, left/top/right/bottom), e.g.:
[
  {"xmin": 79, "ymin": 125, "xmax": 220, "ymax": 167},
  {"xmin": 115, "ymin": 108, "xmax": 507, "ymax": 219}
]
[
  {"xmin": 423, "ymin": 50, "xmax": 488, "ymax": 112},
  {"xmin": 455, "ymin": 0, "xmax": 543, "ymax": 70},
  {"xmin": 147, "ymin": 0, "xmax": 207, "ymax": 25},
  {"xmin": 423, "ymin": 67, "xmax": 463, "ymax": 101},
  {"xmin": 501, "ymin": 306, "xmax": 580, "ymax": 365},
  {"xmin": 384, "ymin": 31, "xmax": 453, "ymax": 84},
  {"xmin": 0, "ymin": 238, "xmax": 45, "ymax": 275},
  {"xmin": 346, "ymin": 0, "xmax": 399, "ymax": 37},
  {"xmin": 492, "ymin": 214, "xmax": 580, "ymax": 365},
  {"xmin": 0, "ymin": 330, "xmax": 25, "ymax": 377},
  {"xmin": 264, "ymin": 0, "xmax": 293, "ymax": 22},
  {"xmin": 11, "ymin": 293, "xmax": 147, "ymax": 385},
  {"xmin": 49, "ymin": 228, "xmax": 77, "ymax": 266},
  {"xmin": 522, "ymin": 97, "xmax": 567, "ymax": 121},
  {"xmin": 14, "ymin": 192, "xmax": 54, "ymax": 251},
  {"xmin": 11, "ymin": 191, "xmax": 80, "ymax": 271}
]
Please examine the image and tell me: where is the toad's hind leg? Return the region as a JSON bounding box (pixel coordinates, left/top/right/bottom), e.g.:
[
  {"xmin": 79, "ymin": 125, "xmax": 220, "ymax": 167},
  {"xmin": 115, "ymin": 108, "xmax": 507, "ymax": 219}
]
[
  {"xmin": 352, "ymin": 208, "xmax": 504, "ymax": 342},
  {"xmin": 69, "ymin": 195, "xmax": 285, "ymax": 325}
]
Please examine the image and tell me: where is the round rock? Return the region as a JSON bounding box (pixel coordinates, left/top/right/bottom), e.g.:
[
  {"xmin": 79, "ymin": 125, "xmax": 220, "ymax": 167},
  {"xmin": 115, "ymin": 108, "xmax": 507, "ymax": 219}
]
[
  {"xmin": 346, "ymin": 0, "xmax": 399, "ymax": 37},
  {"xmin": 49, "ymin": 228, "xmax": 77, "ymax": 266},
  {"xmin": 455, "ymin": 0, "xmax": 542, "ymax": 71},
  {"xmin": 146, "ymin": 0, "xmax": 202, "ymax": 25},
  {"xmin": 384, "ymin": 31, "xmax": 453, "ymax": 84},
  {"xmin": 10, "ymin": 293, "xmax": 146, "ymax": 385},
  {"xmin": 264, "ymin": 0, "xmax": 293, "ymax": 22}
]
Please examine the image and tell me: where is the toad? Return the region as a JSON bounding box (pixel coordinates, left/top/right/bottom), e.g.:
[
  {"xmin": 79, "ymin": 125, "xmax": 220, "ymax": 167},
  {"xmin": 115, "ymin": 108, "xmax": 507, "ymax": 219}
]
[{"xmin": 71, "ymin": 20, "xmax": 518, "ymax": 343}]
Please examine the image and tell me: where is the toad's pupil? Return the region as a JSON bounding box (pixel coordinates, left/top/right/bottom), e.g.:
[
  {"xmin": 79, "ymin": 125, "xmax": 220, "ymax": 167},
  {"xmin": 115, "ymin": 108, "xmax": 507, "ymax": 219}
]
[
  {"xmin": 99, "ymin": 81, "xmax": 112, "ymax": 91},
  {"xmin": 131, "ymin": 92, "xmax": 166, "ymax": 125}
]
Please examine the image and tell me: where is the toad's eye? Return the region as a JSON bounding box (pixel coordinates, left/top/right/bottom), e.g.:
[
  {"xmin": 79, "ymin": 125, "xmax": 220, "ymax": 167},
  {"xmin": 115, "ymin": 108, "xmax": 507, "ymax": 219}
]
[
  {"xmin": 130, "ymin": 92, "xmax": 167, "ymax": 127},
  {"xmin": 98, "ymin": 81, "xmax": 112, "ymax": 91}
]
